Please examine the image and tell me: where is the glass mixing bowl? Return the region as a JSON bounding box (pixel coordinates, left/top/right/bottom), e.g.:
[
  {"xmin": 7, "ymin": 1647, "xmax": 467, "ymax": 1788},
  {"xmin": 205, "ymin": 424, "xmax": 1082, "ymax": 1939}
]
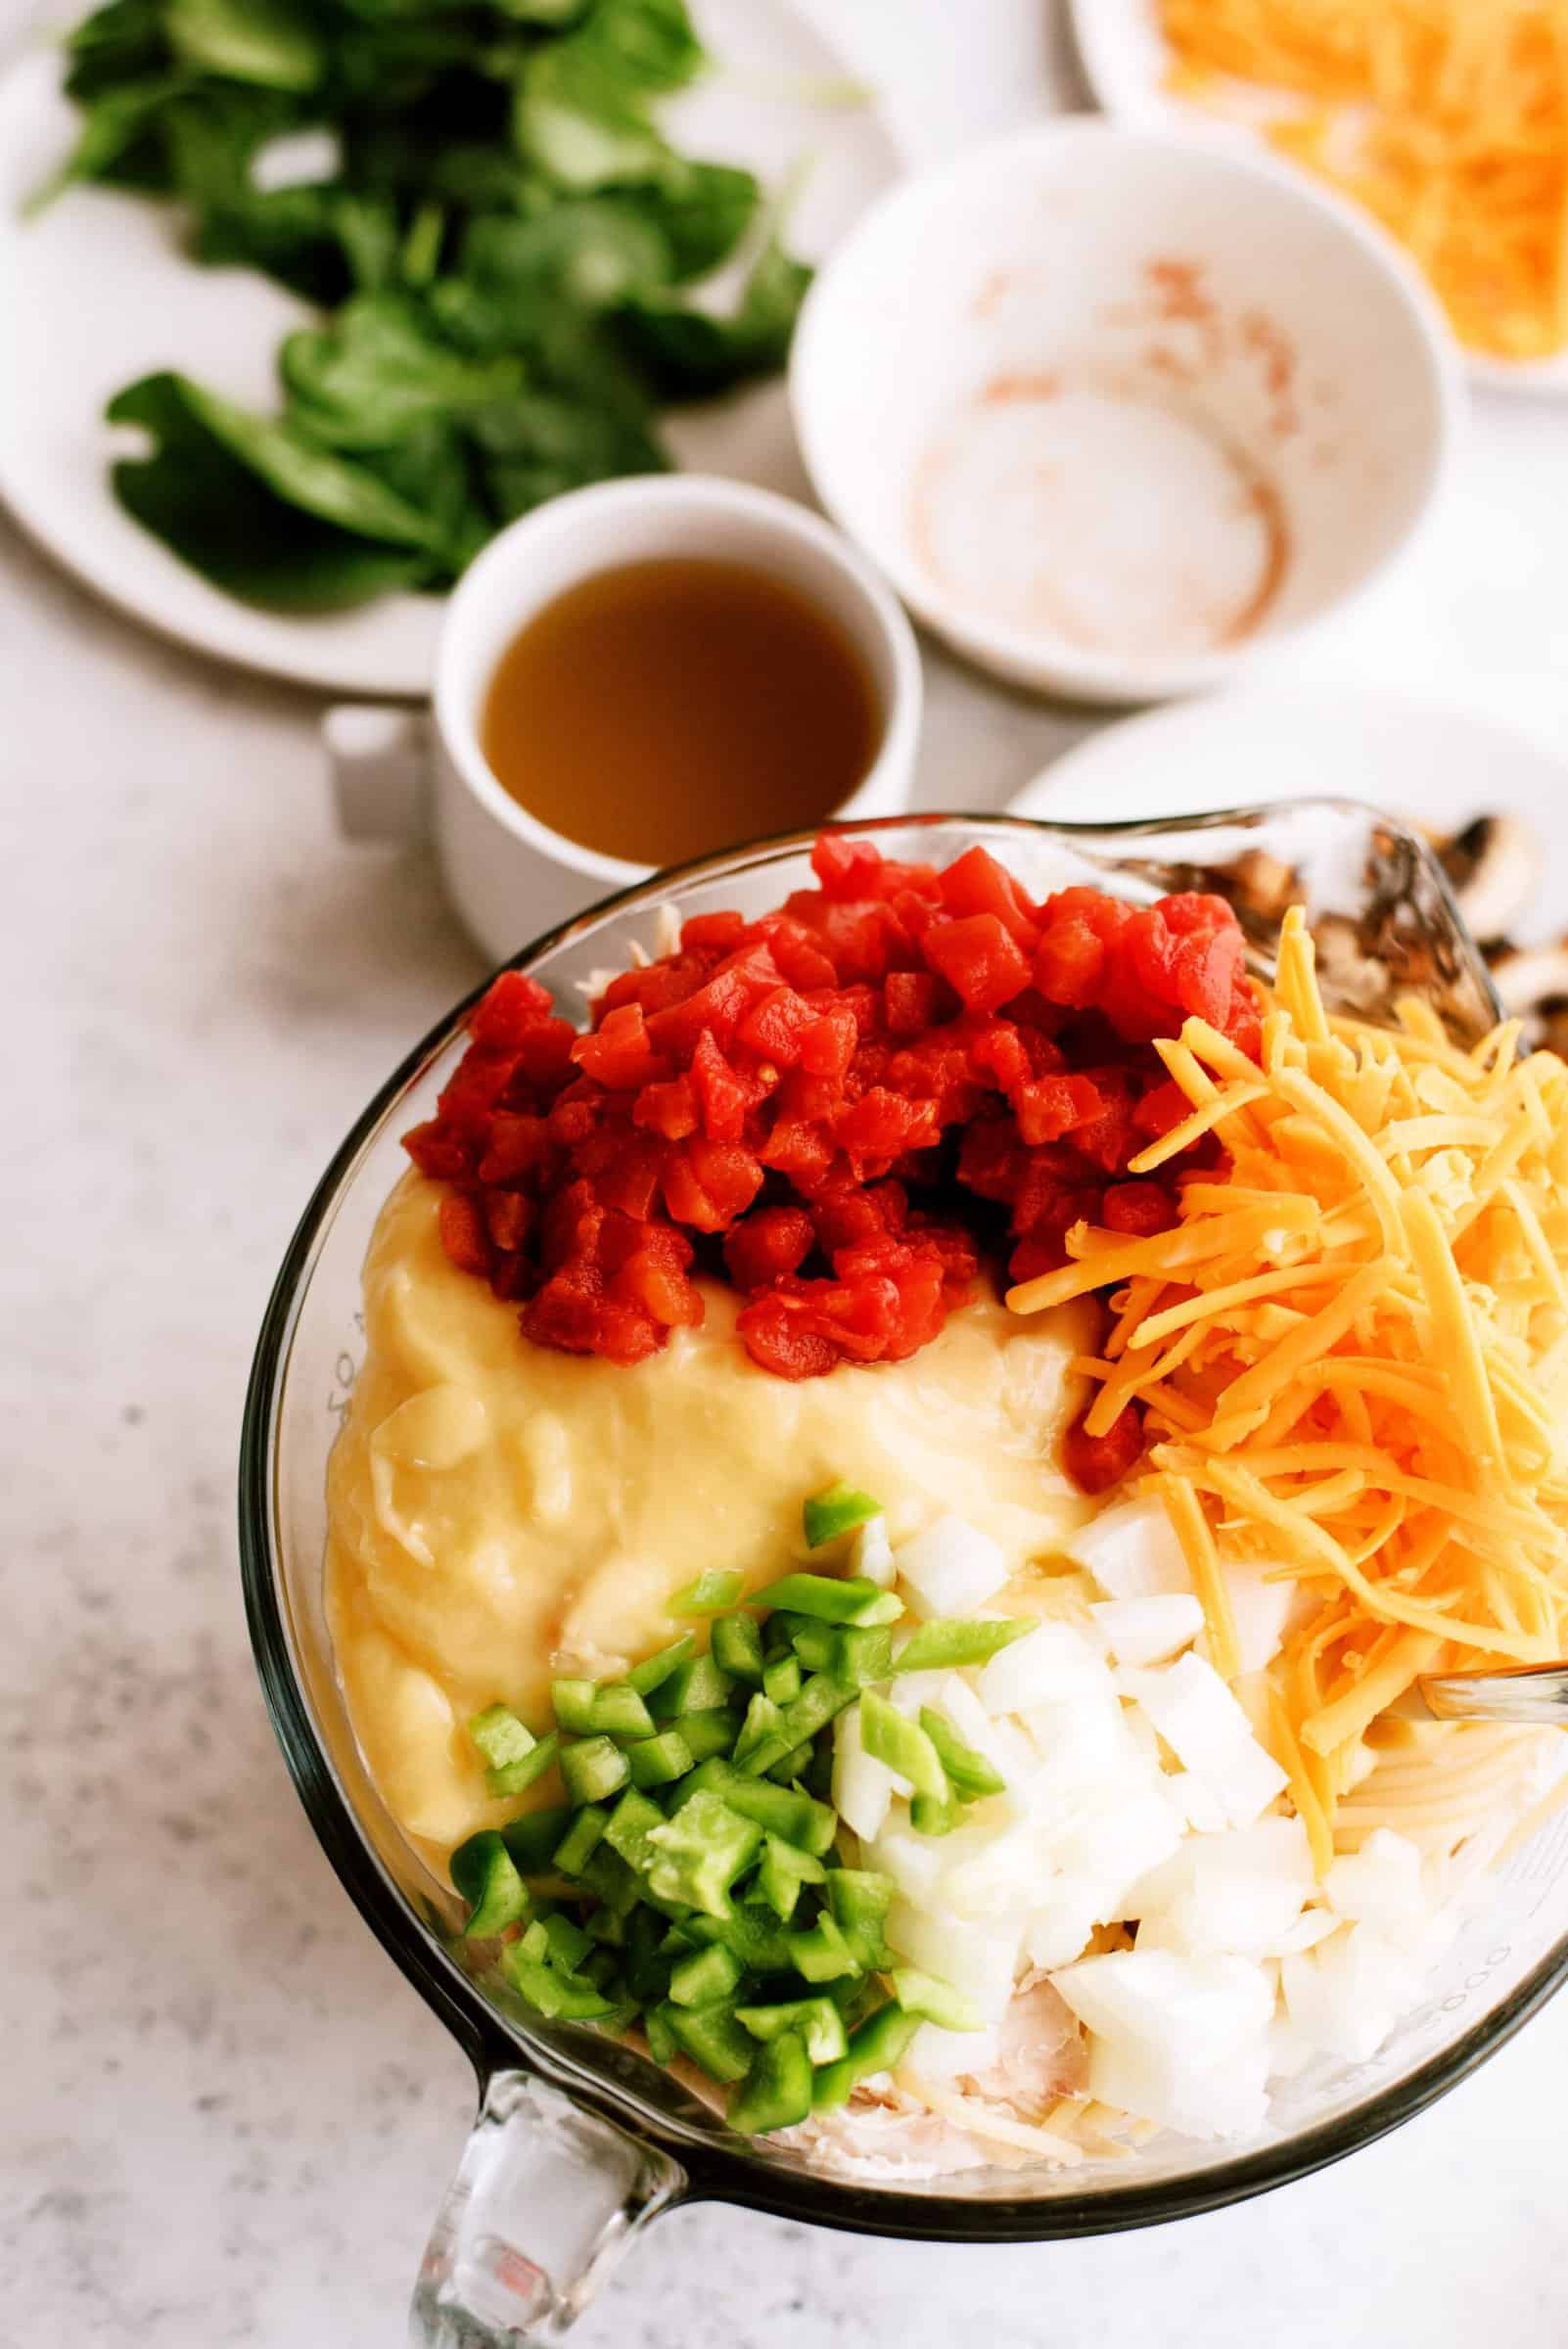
[{"xmin": 240, "ymin": 809, "xmax": 1568, "ymax": 2347}]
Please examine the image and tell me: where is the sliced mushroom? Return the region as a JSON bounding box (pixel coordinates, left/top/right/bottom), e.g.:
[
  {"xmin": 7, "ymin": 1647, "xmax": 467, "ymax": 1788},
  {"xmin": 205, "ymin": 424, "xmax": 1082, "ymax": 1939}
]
[
  {"xmin": 1435, "ymin": 814, "xmax": 1542, "ymax": 946},
  {"xmin": 1229, "ymin": 847, "xmax": 1299, "ymax": 923},
  {"xmin": 1485, "ymin": 943, "xmax": 1568, "ymax": 1023},
  {"xmin": 1314, "ymin": 913, "xmax": 1389, "ymax": 1013}
]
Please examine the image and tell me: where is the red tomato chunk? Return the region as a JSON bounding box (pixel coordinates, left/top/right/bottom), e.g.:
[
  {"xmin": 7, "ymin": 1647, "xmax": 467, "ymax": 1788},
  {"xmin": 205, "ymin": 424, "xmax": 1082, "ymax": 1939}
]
[{"xmin": 402, "ymin": 836, "xmax": 1260, "ymax": 1486}]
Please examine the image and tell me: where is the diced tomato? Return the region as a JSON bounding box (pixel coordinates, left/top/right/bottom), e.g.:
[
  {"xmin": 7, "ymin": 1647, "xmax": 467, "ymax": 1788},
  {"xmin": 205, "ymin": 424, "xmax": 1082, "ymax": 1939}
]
[
  {"xmin": 404, "ymin": 835, "xmax": 1255, "ymax": 1375},
  {"xmin": 922, "ymin": 913, "xmax": 1031, "ymax": 1015},
  {"xmin": 938, "ymin": 845, "xmax": 1039, "ymax": 945},
  {"xmin": 438, "ymin": 1191, "xmax": 492, "ymax": 1277},
  {"xmin": 469, "ymin": 970, "xmax": 554, "ymax": 1048},
  {"xmin": 571, "ymin": 1003, "xmax": 669, "ymax": 1091},
  {"xmin": 1101, "ymin": 1179, "xmax": 1176, "ymax": 1237},
  {"xmin": 1063, "ymin": 1403, "xmax": 1146, "ymax": 1495},
  {"xmin": 723, "ymin": 1206, "xmax": 815, "ymax": 1291}
]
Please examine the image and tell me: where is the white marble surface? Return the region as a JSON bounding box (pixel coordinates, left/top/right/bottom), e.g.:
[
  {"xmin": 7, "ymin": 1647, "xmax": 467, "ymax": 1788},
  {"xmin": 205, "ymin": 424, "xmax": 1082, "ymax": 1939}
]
[{"xmin": 9, "ymin": 4, "xmax": 1568, "ymax": 2344}]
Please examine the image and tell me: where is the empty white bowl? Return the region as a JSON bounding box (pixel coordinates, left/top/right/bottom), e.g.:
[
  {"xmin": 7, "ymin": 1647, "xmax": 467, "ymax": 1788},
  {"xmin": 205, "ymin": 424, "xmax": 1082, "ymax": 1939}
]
[{"xmin": 790, "ymin": 120, "xmax": 1462, "ymax": 704}]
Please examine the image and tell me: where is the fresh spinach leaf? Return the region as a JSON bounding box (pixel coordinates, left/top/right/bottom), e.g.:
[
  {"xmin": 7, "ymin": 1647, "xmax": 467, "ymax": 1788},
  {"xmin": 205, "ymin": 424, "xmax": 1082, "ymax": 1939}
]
[
  {"xmin": 108, "ymin": 372, "xmax": 441, "ymax": 607},
  {"xmin": 466, "ymin": 388, "xmax": 667, "ymax": 519},
  {"xmin": 161, "ymin": 82, "xmax": 307, "ymax": 203},
  {"xmin": 281, "ymin": 295, "xmax": 528, "ymax": 449},
  {"xmin": 196, "ymin": 184, "xmax": 400, "ymax": 304},
  {"xmin": 631, "ymin": 157, "xmax": 758, "ymax": 281},
  {"xmin": 360, "ymin": 420, "xmax": 494, "ymax": 569},
  {"xmin": 461, "ymin": 200, "xmax": 673, "ymax": 309},
  {"xmin": 65, "ymin": 0, "xmax": 170, "ymax": 102},
  {"xmin": 618, "ymin": 229, "xmax": 810, "ymax": 397},
  {"xmin": 27, "ymin": 73, "xmax": 189, "ymax": 211},
  {"xmin": 164, "ymin": 0, "xmax": 326, "ymax": 93},
  {"xmin": 513, "ymin": 45, "xmax": 671, "ymax": 191}
]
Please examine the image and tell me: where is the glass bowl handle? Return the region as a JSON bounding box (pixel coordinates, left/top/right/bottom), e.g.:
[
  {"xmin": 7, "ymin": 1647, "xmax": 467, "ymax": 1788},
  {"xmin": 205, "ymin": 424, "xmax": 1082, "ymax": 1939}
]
[{"xmin": 409, "ymin": 2068, "xmax": 687, "ymax": 2346}]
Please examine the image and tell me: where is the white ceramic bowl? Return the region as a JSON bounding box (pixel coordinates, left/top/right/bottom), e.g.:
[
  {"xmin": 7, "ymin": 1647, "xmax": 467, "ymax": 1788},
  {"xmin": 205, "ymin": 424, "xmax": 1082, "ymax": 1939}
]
[
  {"xmin": 790, "ymin": 120, "xmax": 1462, "ymax": 704},
  {"xmin": 327, "ymin": 475, "xmax": 922, "ymax": 966}
]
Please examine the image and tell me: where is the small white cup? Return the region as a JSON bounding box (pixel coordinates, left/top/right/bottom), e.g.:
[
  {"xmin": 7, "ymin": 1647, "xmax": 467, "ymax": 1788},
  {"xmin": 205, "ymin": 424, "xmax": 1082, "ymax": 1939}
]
[{"xmin": 326, "ymin": 475, "xmax": 923, "ymax": 966}]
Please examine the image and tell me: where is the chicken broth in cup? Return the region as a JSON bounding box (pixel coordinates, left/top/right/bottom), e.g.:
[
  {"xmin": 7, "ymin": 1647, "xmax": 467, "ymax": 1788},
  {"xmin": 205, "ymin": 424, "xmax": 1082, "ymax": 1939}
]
[{"xmin": 480, "ymin": 555, "xmax": 883, "ymax": 866}]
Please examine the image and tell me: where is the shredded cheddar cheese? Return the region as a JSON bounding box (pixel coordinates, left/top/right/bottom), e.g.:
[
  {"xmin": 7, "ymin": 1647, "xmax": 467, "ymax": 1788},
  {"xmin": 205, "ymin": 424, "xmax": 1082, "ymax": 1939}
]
[
  {"xmin": 1160, "ymin": 0, "xmax": 1568, "ymax": 360},
  {"xmin": 1008, "ymin": 907, "xmax": 1568, "ymax": 1845}
]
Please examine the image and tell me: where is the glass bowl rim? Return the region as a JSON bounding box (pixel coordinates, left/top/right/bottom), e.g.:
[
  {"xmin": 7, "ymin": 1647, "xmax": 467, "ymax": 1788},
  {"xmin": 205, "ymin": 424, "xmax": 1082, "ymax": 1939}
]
[{"xmin": 239, "ymin": 804, "xmax": 1561, "ymax": 2242}]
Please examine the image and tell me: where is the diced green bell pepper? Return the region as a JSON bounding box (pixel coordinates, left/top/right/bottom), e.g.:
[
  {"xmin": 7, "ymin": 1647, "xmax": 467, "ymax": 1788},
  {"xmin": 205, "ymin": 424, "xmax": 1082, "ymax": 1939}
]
[
  {"xmin": 910, "ymin": 1791, "xmax": 961, "ymax": 1836},
  {"xmin": 500, "ymin": 1944, "xmax": 615, "ymax": 2021},
  {"xmin": 802, "ymin": 1483, "xmax": 883, "ymax": 1549},
  {"xmin": 644, "ymin": 2002, "xmax": 678, "ymax": 2065},
  {"xmin": 560, "ymin": 1734, "xmax": 630, "ymax": 1807},
  {"xmin": 647, "ymin": 1653, "xmax": 733, "ymax": 1719},
  {"xmin": 576, "ymin": 1841, "xmax": 642, "ymax": 1917},
  {"xmin": 727, "ymin": 2027, "xmax": 812, "ymax": 2135},
  {"xmin": 674, "ymin": 1707, "xmax": 738, "ymax": 1764},
  {"xmin": 732, "ymin": 1690, "xmax": 784, "ymax": 1765},
  {"xmin": 891, "ymin": 1965, "xmax": 984, "ymax": 2032},
  {"xmin": 542, "ymin": 1911, "xmax": 593, "ymax": 1972},
  {"xmin": 762, "ymin": 1653, "xmax": 802, "ymax": 1706},
  {"xmin": 551, "ymin": 1804, "xmax": 609, "ymax": 1877},
  {"xmin": 893, "ymin": 1617, "xmax": 1036, "ymax": 1675},
  {"xmin": 828, "ymin": 1624, "xmax": 895, "ymax": 1686},
  {"xmin": 668, "ymin": 1942, "xmax": 743, "ymax": 2008},
  {"xmin": 686, "ymin": 1905, "xmax": 795, "ymax": 1975},
  {"xmin": 548, "ymin": 1679, "xmax": 600, "ymax": 1734},
  {"xmin": 625, "ymin": 1727, "xmax": 693, "ymax": 1787},
  {"xmin": 670, "ymin": 1568, "xmax": 745, "ymax": 1616},
  {"xmin": 735, "ymin": 1996, "xmax": 848, "ymax": 2065},
  {"xmin": 669, "ymin": 1765, "xmax": 836, "ymax": 1857},
  {"xmin": 550, "ymin": 1678, "xmax": 655, "ymax": 1741},
  {"xmin": 450, "ymin": 1830, "xmax": 531, "ymax": 1938},
  {"xmin": 753, "ymin": 1831, "xmax": 825, "ymax": 1921},
  {"xmin": 786, "ymin": 1911, "xmax": 857, "ymax": 1983},
  {"xmin": 602, "ymin": 1786, "xmax": 666, "ymax": 1875},
  {"xmin": 749, "ymin": 1573, "xmax": 901, "ymax": 1628},
  {"xmin": 811, "ymin": 2002, "xmax": 921, "ymax": 2111},
  {"xmin": 626, "ymin": 1634, "xmax": 696, "ymax": 1696},
  {"xmin": 498, "ymin": 1805, "xmax": 572, "ymax": 1874},
  {"xmin": 826, "ymin": 1868, "xmax": 896, "ymax": 1971},
  {"xmin": 469, "ymin": 1706, "xmax": 561, "ymax": 1798},
  {"xmin": 858, "ymin": 1689, "xmax": 946, "ymax": 1799},
  {"xmin": 646, "ymin": 1791, "xmax": 761, "ymax": 1918},
  {"xmin": 919, "ymin": 1706, "xmax": 1006, "ymax": 1801},
  {"xmin": 739, "ymin": 1674, "xmax": 855, "ymax": 1778},
  {"xmin": 664, "ymin": 1997, "xmax": 755, "ymax": 2083},
  {"xmin": 711, "ymin": 1612, "xmax": 764, "ymax": 1685}
]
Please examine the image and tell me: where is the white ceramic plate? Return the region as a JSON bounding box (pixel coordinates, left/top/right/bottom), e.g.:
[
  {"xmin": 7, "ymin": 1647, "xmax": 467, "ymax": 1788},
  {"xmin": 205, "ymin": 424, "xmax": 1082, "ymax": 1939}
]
[
  {"xmin": 0, "ymin": 1, "xmax": 899, "ymax": 697},
  {"xmin": 1068, "ymin": 0, "xmax": 1568, "ymax": 400},
  {"xmin": 1008, "ymin": 685, "xmax": 1568, "ymax": 944}
]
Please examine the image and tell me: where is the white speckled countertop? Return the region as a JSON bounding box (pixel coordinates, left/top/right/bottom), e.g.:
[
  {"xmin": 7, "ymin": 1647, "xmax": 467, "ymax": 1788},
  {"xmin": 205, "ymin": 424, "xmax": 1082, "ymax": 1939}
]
[{"xmin": 9, "ymin": 4, "xmax": 1568, "ymax": 2342}]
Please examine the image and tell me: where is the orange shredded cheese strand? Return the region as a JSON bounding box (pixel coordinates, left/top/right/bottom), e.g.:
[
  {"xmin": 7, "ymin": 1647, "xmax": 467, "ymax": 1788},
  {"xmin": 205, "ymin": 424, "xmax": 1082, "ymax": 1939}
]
[
  {"xmin": 1008, "ymin": 903, "xmax": 1568, "ymax": 1843},
  {"xmin": 1160, "ymin": 0, "xmax": 1568, "ymax": 360},
  {"xmin": 1160, "ymin": 1469, "xmax": 1244, "ymax": 1681}
]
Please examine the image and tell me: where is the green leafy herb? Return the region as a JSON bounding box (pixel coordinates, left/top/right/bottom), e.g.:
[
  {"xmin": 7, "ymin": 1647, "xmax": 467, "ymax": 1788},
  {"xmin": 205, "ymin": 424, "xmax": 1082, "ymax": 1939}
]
[
  {"xmin": 40, "ymin": 0, "xmax": 812, "ymax": 610},
  {"xmin": 107, "ymin": 372, "xmax": 439, "ymax": 608}
]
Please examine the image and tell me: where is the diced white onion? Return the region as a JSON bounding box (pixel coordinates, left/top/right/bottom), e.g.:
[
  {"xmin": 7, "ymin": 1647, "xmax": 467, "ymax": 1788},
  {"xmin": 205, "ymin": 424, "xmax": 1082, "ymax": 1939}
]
[
  {"xmin": 904, "ymin": 2021, "xmax": 1002, "ymax": 2085},
  {"xmin": 1221, "ymin": 1560, "xmax": 1301, "ymax": 1675},
  {"xmin": 852, "ymin": 1515, "xmax": 897, "ymax": 1589},
  {"xmin": 1124, "ymin": 1654, "xmax": 1287, "ymax": 1825},
  {"xmin": 979, "ymin": 1621, "xmax": 1110, "ymax": 1716},
  {"xmin": 1281, "ymin": 1922, "xmax": 1422, "ymax": 2065},
  {"xmin": 833, "ymin": 1702, "xmax": 896, "ymax": 1840},
  {"xmin": 1054, "ymin": 1949, "xmax": 1274, "ymax": 2138},
  {"xmin": 886, "ymin": 1901, "xmax": 1023, "ymax": 2022},
  {"xmin": 1070, "ymin": 1497, "xmax": 1192, "ymax": 1602},
  {"xmin": 896, "ymin": 1515, "xmax": 1010, "ymax": 1617},
  {"xmin": 1323, "ymin": 1829, "xmax": 1428, "ymax": 1937},
  {"xmin": 1090, "ymin": 1594, "xmax": 1205, "ymax": 1668}
]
